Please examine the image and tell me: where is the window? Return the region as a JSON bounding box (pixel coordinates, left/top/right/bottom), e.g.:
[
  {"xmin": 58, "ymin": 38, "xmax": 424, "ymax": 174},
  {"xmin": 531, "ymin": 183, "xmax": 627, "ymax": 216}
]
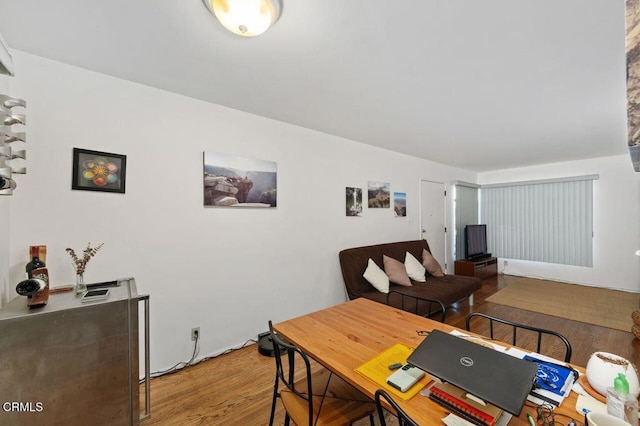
[
  {"xmin": 453, "ymin": 182, "xmax": 479, "ymax": 260},
  {"xmin": 480, "ymin": 175, "xmax": 597, "ymax": 267}
]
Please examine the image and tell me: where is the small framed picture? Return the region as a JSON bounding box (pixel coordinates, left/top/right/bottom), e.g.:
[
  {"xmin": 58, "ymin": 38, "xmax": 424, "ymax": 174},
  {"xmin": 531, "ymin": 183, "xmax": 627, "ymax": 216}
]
[{"xmin": 71, "ymin": 148, "xmax": 127, "ymax": 193}]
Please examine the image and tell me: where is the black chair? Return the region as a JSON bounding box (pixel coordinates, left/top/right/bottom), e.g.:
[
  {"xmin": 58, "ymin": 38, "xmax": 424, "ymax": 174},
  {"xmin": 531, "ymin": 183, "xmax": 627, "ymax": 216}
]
[
  {"xmin": 387, "ymin": 289, "xmax": 447, "ymax": 322},
  {"xmin": 465, "ymin": 312, "xmax": 572, "ymax": 362},
  {"xmin": 268, "ymin": 321, "xmax": 375, "ymax": 426},
  {"xmin": 374, "ymin": 389, "xmax": 418, "ymax": 426}
]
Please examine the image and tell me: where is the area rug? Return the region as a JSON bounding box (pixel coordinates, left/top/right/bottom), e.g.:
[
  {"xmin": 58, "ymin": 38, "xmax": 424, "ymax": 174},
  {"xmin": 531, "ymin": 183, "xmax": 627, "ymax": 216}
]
[{"xmin": 486, "ymin": 278, "xmax": 639, "ymax": 332}]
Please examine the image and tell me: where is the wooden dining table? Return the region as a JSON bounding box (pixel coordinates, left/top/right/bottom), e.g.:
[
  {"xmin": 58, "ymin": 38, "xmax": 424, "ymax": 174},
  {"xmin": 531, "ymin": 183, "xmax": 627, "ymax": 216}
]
[{"xmin": 273, "ymin": 297, "xmax": 585, "ymax": 425}]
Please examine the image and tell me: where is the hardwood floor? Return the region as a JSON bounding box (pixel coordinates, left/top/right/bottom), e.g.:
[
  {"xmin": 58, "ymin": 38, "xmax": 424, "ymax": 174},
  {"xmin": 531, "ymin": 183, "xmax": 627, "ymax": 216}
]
[
  {"xmin": 141, "ymin": 274, "xmax": 640, "ymax": 425},
  {"xmin": 447, "ymin": 275, "xmax": 640, "ymax": 368}
]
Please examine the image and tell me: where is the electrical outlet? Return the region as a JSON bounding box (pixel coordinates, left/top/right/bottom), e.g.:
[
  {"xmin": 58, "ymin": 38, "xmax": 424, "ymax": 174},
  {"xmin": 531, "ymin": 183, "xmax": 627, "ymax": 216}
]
[
  {"xmin": 503, "ymin": 260, "xmax": 509, "ymax": 267},
  {"xmin": 191, "ymin": 327, "xmax": 200, "ymax": 341}
]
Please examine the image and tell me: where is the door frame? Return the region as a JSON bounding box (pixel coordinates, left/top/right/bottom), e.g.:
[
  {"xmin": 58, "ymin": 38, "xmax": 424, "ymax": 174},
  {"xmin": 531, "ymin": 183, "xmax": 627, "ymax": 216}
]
[{"xmin": 419, "ymin": 179, "xmax": 448, "ymax": 273}]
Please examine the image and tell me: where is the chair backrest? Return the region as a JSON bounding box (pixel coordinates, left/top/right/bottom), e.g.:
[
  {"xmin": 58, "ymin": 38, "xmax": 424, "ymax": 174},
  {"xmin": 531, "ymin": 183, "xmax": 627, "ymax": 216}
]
[
  {"xmin": 465, "ymin": 312, "xmax": 572, "ymax": 362},
  {"xmin": 268, "ymin": 320, "xmax": 314, "ymax": 426},
  {"xmin": 374, "ymin": 389, "xmax": 418, "ymax": 426}
]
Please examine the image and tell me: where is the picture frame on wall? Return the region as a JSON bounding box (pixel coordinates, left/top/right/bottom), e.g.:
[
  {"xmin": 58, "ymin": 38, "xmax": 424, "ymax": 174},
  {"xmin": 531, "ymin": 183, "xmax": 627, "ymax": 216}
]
[
  {"xmin": 394, "ymin": 192, "xmax": 407, "ymax": 217},
  {"xmin": 346, "ymin": 187, "xmax": 363, "ymax": 216},
  {"xmin": 71, "ymin": 148, "xmax": 127, "ymax": 193},
  {"xmin": 203, "ymin": 152, "xmax": 277, "ymax": 207},
  {"xmin": 368, "ymin": 181, "xmax": 390, "ymax": 208}
]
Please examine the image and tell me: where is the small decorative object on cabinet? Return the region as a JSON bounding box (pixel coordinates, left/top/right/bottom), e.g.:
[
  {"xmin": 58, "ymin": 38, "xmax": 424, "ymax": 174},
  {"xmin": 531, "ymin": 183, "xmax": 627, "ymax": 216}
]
[
  {"xmin": 65, "ymin": 242, "xmax": 104, "ymax": 296},
  {"xmin": 25, "ymin": 245, "xmax": 46, "ymax": 278},
  {"xmin": 26, "ymin": 267, "xmax": 50, "ymax": 307},
  {"xmin": 15, "ymin": 276, "xmax": 49, "ymax": 308},
  {"xmin": 20, "ymin": 245, "xmax": 50, "ymax": 307},
  {"xmin": 75, "ymin": 273, "xmax": 86, "ymax": 295}
]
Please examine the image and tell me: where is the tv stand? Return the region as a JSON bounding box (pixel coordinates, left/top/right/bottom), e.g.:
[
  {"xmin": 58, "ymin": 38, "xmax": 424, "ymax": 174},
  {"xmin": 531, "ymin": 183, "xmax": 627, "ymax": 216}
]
[{"xmin": 454, "ymin": 257, "xmax": 497, "ymax": 279}]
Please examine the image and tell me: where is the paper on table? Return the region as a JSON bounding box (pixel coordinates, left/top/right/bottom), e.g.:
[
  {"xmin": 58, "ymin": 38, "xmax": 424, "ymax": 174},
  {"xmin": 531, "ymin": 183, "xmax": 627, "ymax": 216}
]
[
  {"xmin": 442, "ymin": 412, "xmax": 513, "ymax": 426},
  {"xmin": 504, "ymin": 347, "xmax": 567, "ymax": 365},
  {"xmin": 442, "ymin": 413, "xmax": 475, "ymax": 426},
  {"xmin": 355, "ymin": 343, "xmax": 433, "ymax": 401},
  {"xmin": 504, "ymin": 347, "xmax": 529, "ymax": 359},
  {"xmin": 575, "ymin": 394, "xmax": 607, "ymax": 416},
  {"xmin": 506, "ymin": 348, "xmax": 563, "ymax": 365},
  {"xmin": 572, "ymin": 376, "xmax": 589, "ymax": 397},
  {"xmin": 448, "ymin": 330, "xmax": 508, "ymax": 352}
]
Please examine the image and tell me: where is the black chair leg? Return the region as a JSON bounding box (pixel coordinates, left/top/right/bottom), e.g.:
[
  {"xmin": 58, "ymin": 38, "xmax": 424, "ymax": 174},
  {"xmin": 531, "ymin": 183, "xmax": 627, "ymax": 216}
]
[{"xmin": 268, "ymin": 376, "xmax": 278, "ymax": 426}]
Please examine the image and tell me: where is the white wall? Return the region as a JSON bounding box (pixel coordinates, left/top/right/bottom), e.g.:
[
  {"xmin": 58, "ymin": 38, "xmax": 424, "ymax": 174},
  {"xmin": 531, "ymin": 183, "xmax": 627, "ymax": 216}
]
[
  {"xmin": 0, "ymin": 70, "xmax": 10, "ymax": 306},
  {"xmin": 6, "ymin": 50, "xmax": 476, "ymax": 371},
  {"xmin": 478, "ymin": 156, "xmax": 640, "ymax": 292}
]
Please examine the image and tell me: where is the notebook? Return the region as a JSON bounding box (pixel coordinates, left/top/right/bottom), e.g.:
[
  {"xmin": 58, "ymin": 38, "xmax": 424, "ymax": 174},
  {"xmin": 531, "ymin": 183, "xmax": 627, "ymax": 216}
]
[
  {"xmin": 407, "ymin": 329, "xmax": 537, "ymax": 416},
  {"xmin": 354, "ymin": 343, "xmax": 433, "ymax": 401},
  {"xmin": 428, "ymin": 382, "xmax": 503, "ymax": 426}
]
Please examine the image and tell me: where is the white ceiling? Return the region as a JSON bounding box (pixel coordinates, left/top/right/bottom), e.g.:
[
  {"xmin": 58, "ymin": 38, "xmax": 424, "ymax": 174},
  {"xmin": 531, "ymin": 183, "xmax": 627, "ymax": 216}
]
[{"xmin": 0, "ymin": 0, "xmax": 629, "ymax": 172}]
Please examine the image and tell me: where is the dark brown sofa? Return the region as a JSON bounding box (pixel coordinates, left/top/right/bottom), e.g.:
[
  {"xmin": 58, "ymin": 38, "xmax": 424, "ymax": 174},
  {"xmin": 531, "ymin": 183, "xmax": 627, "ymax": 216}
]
[{"xmin": 339, "ymin": 239, "xmax": 482, "ymax": 320}]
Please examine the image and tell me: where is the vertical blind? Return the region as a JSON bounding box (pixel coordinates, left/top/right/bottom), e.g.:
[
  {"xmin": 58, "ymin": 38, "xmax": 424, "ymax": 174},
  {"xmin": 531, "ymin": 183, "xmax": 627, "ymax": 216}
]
[
  {"xmin": 454, "ymin": 183, "xmax": 479, "ymax": 260},
  {"xmin": 480, "ymin": 176, "xmax": 597, "ymax": 267}
]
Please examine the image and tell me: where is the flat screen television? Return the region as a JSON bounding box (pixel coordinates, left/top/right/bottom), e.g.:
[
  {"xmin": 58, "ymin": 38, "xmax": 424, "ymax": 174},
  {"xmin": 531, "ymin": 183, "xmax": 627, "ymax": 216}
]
[{"xmin": 464, "ymin": 224, "xmax": 488, "ymax": 260}]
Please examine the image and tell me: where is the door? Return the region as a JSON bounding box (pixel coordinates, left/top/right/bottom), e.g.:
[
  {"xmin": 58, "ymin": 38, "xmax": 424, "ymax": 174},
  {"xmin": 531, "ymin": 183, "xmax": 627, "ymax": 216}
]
[{"xmin": 420, "ymin": 180, "xmax": 446, "ymax": 272}]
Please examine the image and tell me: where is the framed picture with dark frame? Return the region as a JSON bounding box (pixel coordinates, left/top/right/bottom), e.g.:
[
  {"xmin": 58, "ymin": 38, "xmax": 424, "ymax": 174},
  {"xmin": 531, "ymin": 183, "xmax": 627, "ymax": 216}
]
[{"xmin": 71, "ymin": 148, "xmax": 127, "ymax": 193}]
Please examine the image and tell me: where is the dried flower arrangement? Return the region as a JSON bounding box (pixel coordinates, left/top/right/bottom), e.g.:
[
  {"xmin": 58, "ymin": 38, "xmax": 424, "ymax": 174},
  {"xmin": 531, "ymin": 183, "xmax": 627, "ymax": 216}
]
[{"xmin": 65, "ymin": 243, "xmax": 104, "ymax": 276}]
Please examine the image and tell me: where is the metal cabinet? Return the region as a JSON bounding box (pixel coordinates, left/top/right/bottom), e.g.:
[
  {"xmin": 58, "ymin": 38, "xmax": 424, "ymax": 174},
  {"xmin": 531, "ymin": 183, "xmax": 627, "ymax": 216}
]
[{"xmin": 0, "ymin": 278, "xmax": 149, "ymax": 426}]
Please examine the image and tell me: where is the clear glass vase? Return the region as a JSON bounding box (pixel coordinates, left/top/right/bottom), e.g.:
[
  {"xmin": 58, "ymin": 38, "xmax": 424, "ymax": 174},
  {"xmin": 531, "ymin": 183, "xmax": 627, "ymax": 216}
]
[{"xmin": 74, "ymin": 273, "xmax": 87, "ymax": 296}]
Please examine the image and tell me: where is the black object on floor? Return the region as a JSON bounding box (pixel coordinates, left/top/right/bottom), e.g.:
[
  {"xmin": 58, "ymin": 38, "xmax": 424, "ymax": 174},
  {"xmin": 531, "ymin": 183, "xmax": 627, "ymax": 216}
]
[{"xmin": 258, "ymin": 331, "xmax": 286, "ymax": 357}]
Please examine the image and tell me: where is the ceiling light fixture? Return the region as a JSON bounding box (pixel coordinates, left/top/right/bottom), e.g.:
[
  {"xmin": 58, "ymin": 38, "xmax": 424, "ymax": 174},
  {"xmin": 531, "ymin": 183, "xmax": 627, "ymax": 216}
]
[{"xmin": 203, "ymin": 0, "xmax": 283, "ymax": 37}]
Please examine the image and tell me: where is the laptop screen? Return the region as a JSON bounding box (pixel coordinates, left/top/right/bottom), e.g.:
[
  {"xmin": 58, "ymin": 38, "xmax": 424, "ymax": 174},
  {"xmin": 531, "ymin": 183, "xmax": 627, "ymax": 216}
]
[{"xmin": 407, "ymin": 329, "xmax": 537, "ymax": 416}]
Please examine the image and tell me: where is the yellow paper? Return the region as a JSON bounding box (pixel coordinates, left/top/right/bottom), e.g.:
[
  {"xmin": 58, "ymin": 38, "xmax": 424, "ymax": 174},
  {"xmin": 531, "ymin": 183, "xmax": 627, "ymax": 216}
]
[{"xmin": 355, "ymin": 343, "xmax": 432, "ymax": 401}]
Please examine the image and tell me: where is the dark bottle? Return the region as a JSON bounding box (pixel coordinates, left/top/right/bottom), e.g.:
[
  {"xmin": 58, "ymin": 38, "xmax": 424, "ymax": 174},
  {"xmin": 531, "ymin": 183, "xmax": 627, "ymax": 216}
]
[
  {"xmin": 16, "ymin": 279, "xmax": 46, "ymax": 296},
  {"xmin": 25, "ymin": 246, "xmax": 45, "ymax": 279}
]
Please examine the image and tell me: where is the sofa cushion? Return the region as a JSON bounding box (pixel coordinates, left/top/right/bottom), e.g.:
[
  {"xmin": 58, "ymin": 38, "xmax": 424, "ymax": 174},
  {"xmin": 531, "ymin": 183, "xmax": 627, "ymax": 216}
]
[
  {"xmin": 361, "ymin": 275, "xmax": 482, "ymax": 315},
  {"xmin": 383, "ymin": 255, "xmax": 412, "ymax": 287},
  {"xmin": 363, "ymin": 258, "xmax": 389, "ymax": 293},
  {"xmin": 404, "ymin": 252, "xmax": 426, "ymax": 282},
  {"xmin": 422, "ymin": 249, "xmax": 445, "ymax": 277},
  {"xmin": 415, "ymin": 276, "xmax": 482, "ymax": 306}
]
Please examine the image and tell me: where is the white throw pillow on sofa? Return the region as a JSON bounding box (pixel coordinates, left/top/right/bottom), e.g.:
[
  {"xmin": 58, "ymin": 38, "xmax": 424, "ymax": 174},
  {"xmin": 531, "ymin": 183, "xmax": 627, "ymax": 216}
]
[
  {"xmin": 363, "ymin": 258, "xmax": 390, "ymax": 293},
  {"xmin": 404, "ymin": 252, "xmax": 426, "ymax": 282}
]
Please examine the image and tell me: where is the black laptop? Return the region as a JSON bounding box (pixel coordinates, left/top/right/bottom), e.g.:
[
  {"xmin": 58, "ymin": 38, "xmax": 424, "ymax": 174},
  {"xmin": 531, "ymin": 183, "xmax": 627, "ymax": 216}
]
[{"xmin": 407, "ymin": 329, "xmax": 537, "ymax": 416}]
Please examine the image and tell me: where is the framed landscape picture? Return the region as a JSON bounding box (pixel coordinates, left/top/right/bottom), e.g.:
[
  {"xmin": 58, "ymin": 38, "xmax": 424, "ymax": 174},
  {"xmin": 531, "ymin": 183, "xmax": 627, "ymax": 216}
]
[
  {"xmin": 346, "ymin": 187, "xmax": 363, "ymax": 216},
  {"xmin": 368, "ymin": 181, "xmax": 390, "ymax": 208},
  {"xmin": 203, "ymin": 152, "xmax": 277, "ymax": 207},
  {"xmin": 71, "ymin": 148, "xmax": 126, "ymax": 193},
  {"xmin": 627, "ymin": 0, "xmax": 640, "ymax": 172},
  {"xmin": 394, "ymin": 192, "xmax": 406, "ymax": 217}
]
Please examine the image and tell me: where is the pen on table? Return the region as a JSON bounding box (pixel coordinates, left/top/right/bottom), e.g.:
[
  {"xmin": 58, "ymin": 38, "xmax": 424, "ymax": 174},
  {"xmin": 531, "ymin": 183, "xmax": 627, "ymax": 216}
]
[{"xmin": 527, "ymin": 413, "xmax": 535, "ymax": 426}]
